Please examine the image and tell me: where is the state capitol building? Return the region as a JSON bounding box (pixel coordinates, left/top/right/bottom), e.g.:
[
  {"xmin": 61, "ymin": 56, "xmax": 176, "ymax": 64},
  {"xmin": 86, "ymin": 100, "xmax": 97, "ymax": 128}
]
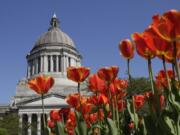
[{"xmin": 0, "ymin": 14, "xmax": 86, "ymax": 135}]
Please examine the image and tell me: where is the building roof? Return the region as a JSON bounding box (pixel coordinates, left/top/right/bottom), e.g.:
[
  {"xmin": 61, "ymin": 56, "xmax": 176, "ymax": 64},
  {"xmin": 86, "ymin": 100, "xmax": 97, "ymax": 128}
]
[{"xmin": 34, "ymin": 14, "xmax": 75, "ymax": 47}]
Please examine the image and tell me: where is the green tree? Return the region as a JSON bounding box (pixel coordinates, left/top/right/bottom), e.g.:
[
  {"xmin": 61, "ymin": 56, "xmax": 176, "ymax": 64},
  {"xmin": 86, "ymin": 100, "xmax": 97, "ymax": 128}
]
[
  {"xmin": 127, "ymin": 77, "xmax": 151, "ymax": 95},
  {"xmin": 0, "ymin": 128, "xmax": 9, "ymax": 135},
  {"xmin": 0, "ymin": 113, "xmax": 19, "ymax": 135}
]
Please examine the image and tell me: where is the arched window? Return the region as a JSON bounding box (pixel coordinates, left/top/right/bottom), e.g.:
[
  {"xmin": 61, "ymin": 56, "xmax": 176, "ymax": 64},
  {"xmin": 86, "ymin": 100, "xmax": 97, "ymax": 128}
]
[{"xmin": 48, "ymin": 56, "xmax": 51, "ymax": 72}]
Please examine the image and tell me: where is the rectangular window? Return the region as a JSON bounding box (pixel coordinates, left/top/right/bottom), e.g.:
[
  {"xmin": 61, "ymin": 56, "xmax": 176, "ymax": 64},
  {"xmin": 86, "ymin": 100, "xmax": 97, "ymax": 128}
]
[
  {"xmin": 53, "ymin": 55, "xmax": 56, "ymax": 72},
  {"xmin": 48, "ymin": 56, "xmax": 51, "ymax": 72},
  {"xmin": 38, "ymin": 57, "xmax": 41, "ymax": 73},
  {"xmin": 58, "ymin": 55, "xmax": 61, "ymax": 72}
]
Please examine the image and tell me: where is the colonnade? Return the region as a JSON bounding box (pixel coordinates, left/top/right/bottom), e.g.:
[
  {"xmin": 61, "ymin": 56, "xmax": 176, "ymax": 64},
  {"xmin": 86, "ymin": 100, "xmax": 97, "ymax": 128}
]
[
  {"xmin": 19, "ymin": 113, "xmax": 50, "ymax": 135},
  {"xmin": 27, "ymin": 55, "xmax": 80, "ymax": 78}
]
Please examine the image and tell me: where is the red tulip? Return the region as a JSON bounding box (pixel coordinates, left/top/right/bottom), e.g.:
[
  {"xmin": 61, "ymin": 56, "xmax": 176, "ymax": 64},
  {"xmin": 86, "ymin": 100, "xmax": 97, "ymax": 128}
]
[
  {"xmin": 88, "ymin": 74, "xmax": 107, "ymax": 93},
  {"xmin": 151, "ymin": 9, "xmax": 180, "ymax": 42},
  {"xmin": 50, "ymin": 110, "xmax": 61, "ymax": 121},
  {"xmin": 132, "ymin": 32, "xmax": 155, "ymax": 59},
  {"xmin": 119, "ymin": 39, "xmax": 134, "ymax": 59},
  {"xmin": 67, "ymin": 66, "xmax": 90, "ymax": 83},
  {"xmin": 133, "ymin": 95, "xmax": 145, "ymax": 110},
  {"xmin": 160, "ymin": 95, "xmax": 165, "ymax": 110},
  {"xmin": 65, "ymin": 111, "xmax": 76, "ymax": 135},
  {"xmin": 128, "ymin": 122, "xmax": 134, "ymax": 129},
  {"xmin": 48, "ymin": 120, "xmax": 55, "ymax": 129},
  {"xmin": 28, "ymin": 75, "xmax": 54, "ymax": 94},
  {"xmin": 117, "ymin": 100, "xmax": 126, "ymax": 112},
  {"xmin": 155, "ymin": 69, "xmax": 174, "ymax": 89},
  {"xmin": 97, "ymin": 66, "xmax": 119, "ymax": 82}
]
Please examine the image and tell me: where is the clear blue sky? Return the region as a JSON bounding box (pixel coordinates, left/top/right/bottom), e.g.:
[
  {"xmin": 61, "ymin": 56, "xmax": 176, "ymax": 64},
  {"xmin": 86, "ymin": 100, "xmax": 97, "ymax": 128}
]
[{"xmin": 0, "ymin": 0, "xmax": 179, "ymax": 103}]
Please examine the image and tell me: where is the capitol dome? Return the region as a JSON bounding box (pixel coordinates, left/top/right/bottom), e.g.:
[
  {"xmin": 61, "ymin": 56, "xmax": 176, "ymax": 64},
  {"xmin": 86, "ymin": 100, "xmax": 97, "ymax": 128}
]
[
  {"xmin": 15, "ymin": 14, "xmax": 82, "ymax": 97},
  {"xmin": 35, "ymin": 26, "xmax": 75, "ymax": 48}
]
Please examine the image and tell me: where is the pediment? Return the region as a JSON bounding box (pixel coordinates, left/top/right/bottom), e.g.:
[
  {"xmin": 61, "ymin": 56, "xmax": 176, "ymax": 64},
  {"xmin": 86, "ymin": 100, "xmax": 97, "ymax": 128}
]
[{"xmin": 17, "ymin": 94, "xmax": 67, "ymax": 107}]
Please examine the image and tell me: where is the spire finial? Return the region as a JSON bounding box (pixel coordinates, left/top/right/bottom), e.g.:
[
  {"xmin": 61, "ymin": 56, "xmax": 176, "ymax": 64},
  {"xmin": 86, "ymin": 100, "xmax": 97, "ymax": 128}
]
[
  {"xmin": 53, "ymin": 13, "xmax": 57, "ymax": 18},
  {"xmin": 50, "ymin": 13, "xmax": 59, "ymax": 28}
]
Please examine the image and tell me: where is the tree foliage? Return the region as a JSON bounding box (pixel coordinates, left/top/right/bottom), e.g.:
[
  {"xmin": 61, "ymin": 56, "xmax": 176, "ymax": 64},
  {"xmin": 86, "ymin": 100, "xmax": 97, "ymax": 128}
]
[{"xmin": 0, "ymin": 113, "xmax": 19, "ymax": 135}]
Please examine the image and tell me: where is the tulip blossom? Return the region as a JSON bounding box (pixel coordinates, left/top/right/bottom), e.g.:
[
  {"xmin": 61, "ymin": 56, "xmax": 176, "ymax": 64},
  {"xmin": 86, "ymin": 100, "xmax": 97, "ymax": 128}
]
[
  {"xmin": 132, "ymin": 32, "xmax": 155, "ymax": 59},
  {"xmin": 128, "ymin": 122, "xmax": 134, "ymax": 129},
  {"xmin": 48, "ymin": 120, "xmax": 55, "ymax": 129},
  {"xmin": 109, "ymin": 78, "xmax": 128, "ymax": 95},
  {"xmin": 155, "ymin": 69, "xmax": 174, "ymax": 89},
  {"xmin": 117, "ymin": 100, "xmax": 126, "ymax": 112},
  {"xmin": 160, "ymin": 95, "xmax": 165, "ymax": 110},
  {"xmin": 88, "ymin": 94, "xmax": 109, "ymax": 105},
  {"xmin": 97, "ymin": 66, "xmax": 119, "ymax": 82},
  {"xmin": 50, "ymin": 110, "xmax": 62, "ymax": 121},
  {"xmin": 151, "ymin": 9, "xmax": 180, "ymax": 42},
  {"xmin": 66, "ymin": 93, "xmax": 87, "ymax": 111},
  {"xmin": 133, "ymin": 95, "xmax": 145, "ymax": 110},
  {"xmin": 67, "ymin": 66, "xmax": 90, "ymax": 83},
  {"xmin": 88, "ymin": 74, "xmax": 107, "ymax": 93},
  {"xmin": 65, "ymin": 111, "xmax": 76, "ymax": 135},
  {"xmin": 119, "ymin": 39, "xmax": 134, "ymax": 59},
  {"xmin": 28, "ymin": 75, "xmax": 54, "ymax": 94}
]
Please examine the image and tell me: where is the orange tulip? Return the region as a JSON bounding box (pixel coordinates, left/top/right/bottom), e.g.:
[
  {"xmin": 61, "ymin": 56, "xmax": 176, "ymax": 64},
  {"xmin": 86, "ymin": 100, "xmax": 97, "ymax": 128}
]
[
  {"xmin": 119, "ymin": 39, "xmax": 134, "ymax": 59},
  {"xmin": 151, "ymin": 9, "xmax": 180, "ymax": 42},
  {"xmin": 109, "ymin": 78, "xmax": 128, "ymax": 94},
  {"xmin": 132, "ymin": 32, "xmax": 155, "ymax": 59},
  {"xmin": 97, "ymin": 66, "xmax": 119, "ymax": 82},
  {"xmin": 28, "ymin": 75, "xmax": 54, "ymax": 94},
  {"xmin": 67, "ymin": 66, "xmax": 90, "ymax": 83},
  {"xmin": 66, "ymin": 93, "xmax": 87, "ymax": 110},
  {"xmin": 144, "ymin": 27, "xmax": 174, "ymax": 60},
  {"xmin": 88, "ymin": 74, "xmax": 107, "ymax": 93}
]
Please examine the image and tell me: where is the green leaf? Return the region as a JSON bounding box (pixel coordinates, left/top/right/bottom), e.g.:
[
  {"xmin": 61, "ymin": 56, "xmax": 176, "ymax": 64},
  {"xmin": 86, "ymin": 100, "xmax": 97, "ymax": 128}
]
[
  {"xmin": 75, "ymin": 111, "xmax": 88, "ymax": 135},
  {"xmin": 107, "ymin": 118, "xmax": 118, "ymax": 135},
  {"xmin": 163, "ymin": 116, "xmax": 176, "ymax": 135},
  {"xmin": 55, "ymin": 121, "xmax": 67, "ymax": 135},
  {"xmin": 127, "ymin": 100, "xmax": 139, "ymax": 129}
]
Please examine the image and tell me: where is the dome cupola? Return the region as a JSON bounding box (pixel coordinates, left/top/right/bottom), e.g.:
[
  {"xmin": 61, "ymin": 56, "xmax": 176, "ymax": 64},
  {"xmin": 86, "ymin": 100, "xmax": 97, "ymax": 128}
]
[{"xmin": 26, "ymin": 14, "xmax": 81, "ymax": 87}]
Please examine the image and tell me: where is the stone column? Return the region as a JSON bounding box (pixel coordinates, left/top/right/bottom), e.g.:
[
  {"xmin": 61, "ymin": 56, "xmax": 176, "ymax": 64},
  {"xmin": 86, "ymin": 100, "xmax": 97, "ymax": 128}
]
[
  {"xmin": 19, "ymin": 114, "xmax": 23, "ymax": 135},
  {"xmin": 37, "ymin": 114, "xmax": 41, "ymax": 135},
  {"xmin": 44, "ymin": 55, "xmax": 48, "ymax": 72},
  {"xmin": 40, "ymin": 56, "xmax": 43, "ymax": 73},
  {"xmin": 50, "ymin": 55, "xmax": 53, "ymax": 72},
  {"xmin": 32, "ymin": 60, "xmax": 35, "ymax": 75},
  {"xmin": 56, "ymin": 55, "xmax": 59, "ymax": 72},
  {"xmin": 61, "ymin": 55, "xmax": 64, "ymax": 73},
  {"xmin": 63, "ymin": 56, "xmax": 67, "ymax": 74},
  {"xmin": 35, "ymin": 58, "xmax": 38, "ymax": 74},
  {"xmin": 28, "ymin": 114, "xmax": 32, "ymax": 135}
]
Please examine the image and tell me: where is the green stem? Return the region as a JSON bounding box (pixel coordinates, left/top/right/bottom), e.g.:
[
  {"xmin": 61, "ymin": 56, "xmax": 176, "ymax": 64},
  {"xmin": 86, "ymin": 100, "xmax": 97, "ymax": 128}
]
[
  {"xmin": 172, "ymin": 63, "xmax": 176, "ymax": 80},
  {"xmin": 127, "ymin": 59, "xmax": 132, "ymax": 86},
  {"xmin": 148, "ymin": 58, "xmax": 155, "ymax": 94},
  {"xmin": 177, "ymin": 114, "xmax": 180, "ymax": 135},
  {"xmin": 173, "ymin": 41, "xmax": 180, "ymax": 82},
  {"xmin": 115, "ymin": 95, "xmax": 120, "ymax": 130},
  {"xmin": 162, "ymin": 56, "xmax": 172, "ymax": 92},
  {"xmin": 77, "ymin": 83, "xmax": 83, "ymax": 115},
  {"xmin": 41, "ymin": 94, "xmax": 46, "ymax": 134}
]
